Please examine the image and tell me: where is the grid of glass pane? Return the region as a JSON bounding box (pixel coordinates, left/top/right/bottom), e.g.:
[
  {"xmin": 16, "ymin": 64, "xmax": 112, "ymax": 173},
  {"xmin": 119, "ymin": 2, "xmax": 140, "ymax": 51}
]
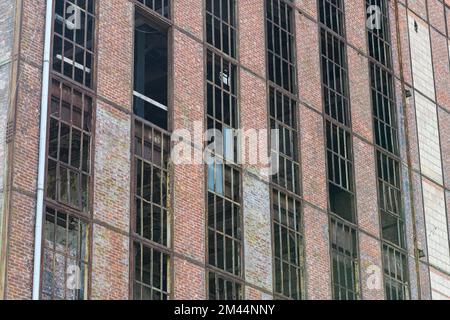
[
  {"xmin": 272, "ymin": 188, "xmax": 303, "ymax": 299},
  {"xmin": 52, "ymin": 0, "xmax": 95, "ymax": 88},
  {"xmin": 366, "ymin": 0, "xmax": 391, "ymax": 68},
  {"xmin": 319, "ymin": 0, "xmax": 345, "ymax": 36},
  {"xmin": 321, "ymin": 29, "xmax": 350, "ymax": 126},
  {"xmin": 269, "ymin": 87, "xmax": 300, "ymax": 194},
  {"xmin": 330, "ymin": 217, "xmax": 358, "ymax": 300},
  {"xmin": 134, "ymin": 119, "xmax": 170, "ymax": 246},
  {"xmin": 137, "ymin": 0, "xmax": 171, "ymax": 18},
  {"xmin": 383, "ymin": 244, "xmax": 409, "ymax": 300},
  {"xmin": 42, "ymin": 206, "xmax": 89, "ymax": 300},
  {"xmin": 366, "ymin": 0, "xmax": 409, "ymax": 299},
  {"xmin": 208, "ymin": 272, "xmax": 243, "ymax": 300},
  {"xmin": 266, "ymin": 0, "xmax": 296, "ymax": 93},
  {"xmin": 206, "ymin": 6, "xmax": 242, "ymax": 299},
  {"xmin": 370, "ymin": 64, "xmax": 398, "ymax": 155},
  {"xmin": 206, "ymin": 0, "xmax": 237, "ymax": 58},
  {"xmin": 133, "ymin": 242, "xmax": 170, "ymax": 300},
  {"xmin": 46, "ymin": 78, "xmax": 92, "ymax": 213}
]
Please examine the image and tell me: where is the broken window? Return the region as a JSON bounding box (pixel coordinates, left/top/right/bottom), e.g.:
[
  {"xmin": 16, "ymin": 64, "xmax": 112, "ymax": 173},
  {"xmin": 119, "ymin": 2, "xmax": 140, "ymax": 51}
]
[
  {"xmin": 319, "ymin": 0, "xmax": 360, "ymax": 300},
  {"xmin": 134, "ymin": 13, "xmax": 169, "ymax": 130},
  {"xmin": 366, "ymin": 0, "xmax": 409, "ymax": 299},
  {"xmin": 272, "ymin": 188, "xmax": 303, "ymax": 299},
  {"xmin": 208, "ymin": 272, "xmax": 242, "ymax": 300},
  {"xmin": 137, "ymin": 0, "xmax": 171, "ymax": 19},
  {"xmin": 330, "ymin": 217, "xmax": 358, "ymax": 300},
  {"xmin": 46, "ymin": 78, "xmax": 92, "ymax": 213},
  {"xmin": 52, "ymin": 0, "xmax": 95, "ymax": 88},
  {"xmin": 133, "ymin": 242, "xmax": 170, "ymax": 300},
  {"xmin": 326, "ymin": 121, "xmax": 355, "ymax": 222},
  {"xmin": 266, "ymin": 0, "xmax": 296, "ymax": 93},
  {"xmin": 206, "ymin": 0, "xmax": 236, "ymax": 58},
  {"xmin": 134, "ymin": 119, "xmax": 170, "ymax": 247},
  {"xmin": 383, "ymin": 244, "xmax": 409, "ymax": 300},
  {"xmin": 42, "ymin": 206, "xmax": 89, "ymax": 300}
]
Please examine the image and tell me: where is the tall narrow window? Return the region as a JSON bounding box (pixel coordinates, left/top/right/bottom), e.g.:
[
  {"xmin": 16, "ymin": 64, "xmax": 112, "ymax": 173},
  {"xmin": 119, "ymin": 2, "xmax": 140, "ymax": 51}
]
[
  {"xmin": 206, "ymin": 0, "xmax": 236, "ymax": 58},
  {"xmin": 52, "ymin": 0, "xmax": 95, "ymax": 88},
  {"xmin": 265, "ymin": 0, "xmax": 304, "ymax": 300},
  {"xmin": 132, "ymin": 10, "xmax": 172, "ymax": 300},
  {"xmin": 134, "ymin": 13, "xmax": 169, "ymax": 130},
  {"xmin": 366, "ymin": 0, "xmax": 409, "ymax": 299},
  {"xmin": 205, "ymin": 0, "xmax": 242, "ymax": 300},
  {"xmin": 319, "ymin": 0, "xmax": 360, "ymax": 299}
]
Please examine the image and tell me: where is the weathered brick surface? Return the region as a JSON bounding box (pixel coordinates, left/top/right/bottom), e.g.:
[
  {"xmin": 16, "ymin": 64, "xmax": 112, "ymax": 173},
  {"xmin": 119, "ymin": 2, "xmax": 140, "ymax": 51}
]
[
  {"xmin": 431, "ymin": 28, "xmax": 450, "ymax": 111},
  {"xmin": 91, "ymin": 224, "xmax": 129, "ymax": 300},
  {"xmin": 93, "ymin": 101, "xmax": 131, "ymax": 233},
  {"xmin": 345, "ymin": 0, "xmax": 367, "ymax": 53},
  {"xmin": 354, "ymin": 137, "xmax": 379, "ymax": 237},
  {"xmin": 303, "ymin": 204, "xmax": 331, "ymax": 300},
  {"xmin": 440, "ymin": 108, "xmax": 450, "ymax": 189},
  {"xmin": 428, "ymin": 0, "xmax": 446, "ymax": 34},
  {"xmin": 239, "ymin": 0, "xmax": 266, "ymax": 78},
  {"xmin": 173, "ymin": 258, "xmax": 205, "ymax": 300},
  {"xmin": 408, "ymin": 0, "xmax": 428, "ymax": 21},
  {"xmin": 359, "ymin": 233, "xmax": 384, "ymax": 300},
  {"xmin": 173, "ymin": 0, "xmax": 203, "ymax": 41},
  {"xmin": 245, "ymin": 286, "xmax": 272, "ymax": 300}
]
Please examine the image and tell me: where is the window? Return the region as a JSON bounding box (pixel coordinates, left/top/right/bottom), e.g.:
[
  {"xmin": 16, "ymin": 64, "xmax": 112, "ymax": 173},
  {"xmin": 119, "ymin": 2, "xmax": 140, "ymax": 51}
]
[
  {"xmin": 52, "ymin": 0, "xmax": 95, "ymax": 88},
  {"xmin": 383, "ymin": 244, "xmax": 409, "ymax": 300},
  {"xmin": 134, "ymin": 13, "xmax": 169, "ymax": 130},
  {"xmin": 330, "ymin": 217, "xmax": 358, "ymax": 300},
  {"xmin": 319, "ymin": 0, "xmax": 359, "ymax": 300},
  {"xmin": 137, "ymin": 0, "xmax": 171, "ymax": 19},
  {"xmin": 206, "ymin": 50, "xmax": 239, "ymax": 162},
  {"xmin": 319, "ymin": 0, "xmax": 345, "ymax": 36},
  {"xmin": 272, "ymin": 189, "xmax": 303, "ymax": 299},
  {"xmin": 321, "ymin": 30, "xmax": 350, "ymax": 126},
  {"xmin": 208, "ymin": 272, "xmax": 242, "ymax": 300},
  {"xmin": 206, "ymin": 0, "xmax": 237, "ymax": 58},
  {"xmin": 326, "ymin": 121, "xmax": 355, "ymax": 222},
  {"xmin": 42, "ymin": 206, "xmax": 89, "ymax": 300},
  {"xmin": 269, "ymin": 87, "xmax": 300, "ymax": 194},
  {"xmin": 370, "ymin": 64, "xmax": 398, "ymax": 155},
  {"xmin": 266, "ymin": 0, "xmax": 296, "ymax": 93},
  {"xmin": 133, "ymin": 242, "xmax": 170, "ymax": 300},
  {"xmin": 366, "ymin": 0, "xmax": 391, "ymax": 68},
  {"xmin": 46, "ymin": 78, "xmax": 92, "ymax": 213},
  {"xmin": 134, "ymin": 119, "xmax": 170, "ymax": 247},
  {"xmin": 366, "ymin": 0, "xmax": 410, "ymax": 299}
]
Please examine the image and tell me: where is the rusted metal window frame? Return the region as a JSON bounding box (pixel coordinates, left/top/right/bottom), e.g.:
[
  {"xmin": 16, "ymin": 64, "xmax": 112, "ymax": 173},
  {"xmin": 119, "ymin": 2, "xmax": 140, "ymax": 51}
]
[
  {"xmin": 136, "ymin": 0, "xmax": 171, "ymax": 19},
  {"xmin": 206, "ymin": 0, "xmax": 237, "ymax": 59}
]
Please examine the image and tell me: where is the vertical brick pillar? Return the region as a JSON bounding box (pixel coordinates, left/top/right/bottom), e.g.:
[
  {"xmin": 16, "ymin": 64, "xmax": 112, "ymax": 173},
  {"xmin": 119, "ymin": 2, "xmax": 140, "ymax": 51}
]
[
  {"xmin": 171, "ymin": 2, "xmax": 206, "ymax": 296},
  {"xmin": 239, "ymin": 0, "xmax": 273, "ymax": 299},
  {"xmin": 91, "ymin": 0, "xmax": 134, "ymax": 300}
]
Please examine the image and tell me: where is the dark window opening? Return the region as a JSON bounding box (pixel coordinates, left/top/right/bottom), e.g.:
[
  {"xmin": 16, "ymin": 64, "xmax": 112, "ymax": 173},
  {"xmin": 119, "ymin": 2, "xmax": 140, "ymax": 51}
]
[
  {"xmin": 319, "ymin": 0, "xmax": 345, "ymax": 36},
  {"xmin": 206, "ymin": 0, "xmax": 237, "ymax": 58},
  {"xmin": 134, "ymin": 13, "xmax": 169, "ymax": 130},
  {"xmin": 383, "ymin": 244, "xmax": 409, "ymax": 300},
  {"xmin": 208, "ymin": 272, "xmax": 242, "ymax": 300}
]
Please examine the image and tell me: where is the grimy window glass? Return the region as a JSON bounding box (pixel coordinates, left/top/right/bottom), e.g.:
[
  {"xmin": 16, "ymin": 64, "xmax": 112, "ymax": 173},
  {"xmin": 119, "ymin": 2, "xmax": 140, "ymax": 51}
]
[
  {"xmin": 137, "ymin": 0, "xmax": 171, "ymax": 19},
  {"xmin": 266, "ymin": 0, "xmax": 296, "ymax": 93},
  {"xmin": 205, "ymin": 0, "xmax": 242, "ymax": 299},
  {"xmin": 265, "ymin": 0, "xmax": 304, "ymax": 300},
  {"xmin": 47, "ymin": 78, "xmax": 92, "ymax": 213},
  {"xmin": 206, "ymin": 0, "xmax": 237, "ymax": 58},
  {"xmin": 134, "ymin": 119, "xmax": 170, "ymax": 247},
  {"xmin": 269, "ymin": 87, "xmax": 300, "ymax": 195},
  {"xmin": 52, "ymin": 0, "xmax": 95, "ymax": 88},
  {"xmin": 272, "ymin": 189, "xmax": 303, "ymax": 299},
  {"xmin": 133, "ymin": 242, "xmax": 170, "ymax": 300},
  {"xmin": 42, "ymin": 206, "xmax": 89, "ymax": 300},
  {"xmin": 366, "ymin": 0, "xmax": 409, "ymax": 299},
  {"xmin": 319, "ymin": 0, "xmax": 359, "ymax": 300},
  {"xmin": 134, "ymin": 13, "xmax": 169, "ymax": 130},
  {"xmin": 330, "ymin": 217, "xmax": 358, "ymax": 300}
]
